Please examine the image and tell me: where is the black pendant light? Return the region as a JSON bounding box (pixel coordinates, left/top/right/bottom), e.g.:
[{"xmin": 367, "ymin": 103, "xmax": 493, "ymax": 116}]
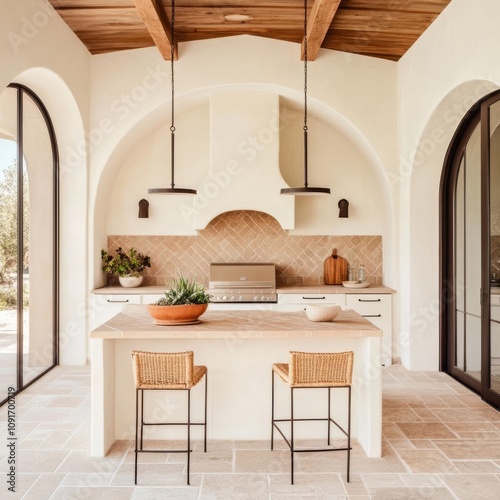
[
  {"xmin": 281, "ymin": 0, "xmax": 330, "ymax": 196},
  {"xmin": 148, "ymin": 0, "xmax": 196, "ymax": 195}
]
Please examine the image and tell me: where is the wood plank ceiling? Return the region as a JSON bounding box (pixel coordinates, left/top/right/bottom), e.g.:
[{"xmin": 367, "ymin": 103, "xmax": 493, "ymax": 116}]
[{"xmin": 48, "ymin": 0, "xmax": 452, "ymax": 62}]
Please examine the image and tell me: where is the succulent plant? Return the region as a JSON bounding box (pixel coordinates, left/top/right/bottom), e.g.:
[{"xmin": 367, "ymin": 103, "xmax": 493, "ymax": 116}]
[{"xmin": 155, "ymin": 276, "xmax": 210, "ymax": 306}]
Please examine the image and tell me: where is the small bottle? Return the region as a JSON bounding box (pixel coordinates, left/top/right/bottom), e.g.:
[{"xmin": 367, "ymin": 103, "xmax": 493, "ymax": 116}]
[
  {"xmin": 347, "ymin": 265, "xmax": 353, "ymax": 281},
  {"xmin": 358, "ymin": 264, "xmax": 365, "ymax": 284}
]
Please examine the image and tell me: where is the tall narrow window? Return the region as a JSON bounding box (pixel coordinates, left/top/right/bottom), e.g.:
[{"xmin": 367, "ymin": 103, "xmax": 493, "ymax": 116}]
[{"xmin": 0, "ymin": 84, "xmax": 58, "ymax": 405}]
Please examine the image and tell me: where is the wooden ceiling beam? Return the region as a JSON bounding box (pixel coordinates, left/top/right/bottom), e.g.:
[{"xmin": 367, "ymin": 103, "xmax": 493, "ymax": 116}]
[
  {"xmin": 132, "ymin": 0, "xmax": 177, "ymax": 60},
  {"xmin": 302, "ymin": 0, "xmax": 341, "ymax": 61}
]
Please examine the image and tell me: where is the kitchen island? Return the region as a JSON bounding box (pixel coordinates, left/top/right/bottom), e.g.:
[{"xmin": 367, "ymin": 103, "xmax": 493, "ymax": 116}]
[{"xmin": 90, "ymin": 306, "xmax": 382, "ymax": 459}]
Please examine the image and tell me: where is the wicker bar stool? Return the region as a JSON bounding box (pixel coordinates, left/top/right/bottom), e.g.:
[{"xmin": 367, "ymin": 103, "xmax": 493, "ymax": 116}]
[
  {"xmin": 131, "ymin": 350, "xmax": 207, "ymax": 485},
  {"xmin": 271, "ymin": 350, "xmax": 354, "ymax": 484}
]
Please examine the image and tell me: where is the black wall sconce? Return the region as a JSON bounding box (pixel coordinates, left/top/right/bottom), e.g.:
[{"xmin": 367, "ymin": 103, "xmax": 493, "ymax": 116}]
[
  {"xmin": 338, "ymin": 199, "xmax": 349, "ymax": 218},
  {"xmin": 138, "ymin": 199, "xmax": 149, "ymax": 218}
]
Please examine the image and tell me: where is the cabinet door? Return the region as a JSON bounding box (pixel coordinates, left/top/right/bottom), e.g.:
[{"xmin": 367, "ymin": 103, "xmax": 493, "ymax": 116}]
[
  {"xmin": 277, "ymin": 294, "xmax": 346, "ymax": 311},
  {"xmin": 91, "ymin": 294, "xmax": 141, "ymax": 330},
  {"xmin": 346, "ymin": 294, "xmax": 392, "ymax": 366}
]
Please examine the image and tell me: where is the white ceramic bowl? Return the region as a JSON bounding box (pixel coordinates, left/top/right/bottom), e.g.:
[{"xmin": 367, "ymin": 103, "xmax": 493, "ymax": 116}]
[{"xmin": 305, "ymin": 304, "xmax": 342, "ymax": 322}]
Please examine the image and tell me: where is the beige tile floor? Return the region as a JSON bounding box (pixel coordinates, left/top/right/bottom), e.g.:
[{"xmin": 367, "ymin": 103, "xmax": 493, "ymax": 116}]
[{"xmin": 1, "ymin": 364, "xmax": 500, "ymax": 499}]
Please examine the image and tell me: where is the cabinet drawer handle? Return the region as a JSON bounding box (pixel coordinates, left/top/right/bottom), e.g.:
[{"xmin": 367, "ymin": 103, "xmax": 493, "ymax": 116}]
[
  {"xmin": 107, "ymin": 299, "xmax": 129, "ymax": 303},
  {"xmin": 362, "ymin": 314, "xmax": 381, "ymax": 318},
  {"xmin": 358, "ymin": 298, "xmax": 381, "ymax": 302},
  {"xmin": 302, "ymin": 296, "xmax": 326, "ymax": 300}
]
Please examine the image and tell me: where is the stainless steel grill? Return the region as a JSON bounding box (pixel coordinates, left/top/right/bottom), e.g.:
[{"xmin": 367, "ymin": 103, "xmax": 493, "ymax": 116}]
[{"xmin": 209, "ymin": 263, "xmax": 277, "ymax": 303}]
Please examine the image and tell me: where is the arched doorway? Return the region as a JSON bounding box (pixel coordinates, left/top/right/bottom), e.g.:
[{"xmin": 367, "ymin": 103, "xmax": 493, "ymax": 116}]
[
  {"xmin": 0, "ymin": 83, "xmax": 58, "ymax": 405},
  {"xmin": 441, "ymin": 89, "xmax": 500, "ymax": 409}
]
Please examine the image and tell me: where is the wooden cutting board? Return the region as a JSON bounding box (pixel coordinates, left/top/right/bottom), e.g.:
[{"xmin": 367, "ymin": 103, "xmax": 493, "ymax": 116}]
[{"xmin": 324, "ymin": 248, "xmax": 348, "ymax": 285}]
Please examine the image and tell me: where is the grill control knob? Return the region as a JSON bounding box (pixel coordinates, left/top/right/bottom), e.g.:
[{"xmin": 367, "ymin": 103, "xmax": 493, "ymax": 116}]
[
  {"xmin": 222, "ymin": 295, "xmax": 228, "ymax": 300},
  {"xmin": 230, "ymin": 296, "xmax": 235, "ymax": 301},
  {"xmin": 239, "ymin": 296, "xmax": 244, "ymax": 301},
  {"xmin": 261, "ymin": 296, "xmax": 265, "ymax": 301},
  {"xmin": 254, "ymin": 296, "xmax": 259, "ymax": 301}
]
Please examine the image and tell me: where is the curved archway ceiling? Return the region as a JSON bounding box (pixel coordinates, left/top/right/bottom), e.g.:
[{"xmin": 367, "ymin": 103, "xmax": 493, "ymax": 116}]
[{"xmin": 48, "ymin": 0, "xmax": 451, "ymax": 62}]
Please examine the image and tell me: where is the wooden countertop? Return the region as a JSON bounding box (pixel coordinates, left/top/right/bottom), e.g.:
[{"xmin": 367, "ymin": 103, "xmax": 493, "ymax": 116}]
[
  {"xmin": 90, "ymin": 305, "xmax": 382, "ymax": 339},
  {"xmin": 91, "ymin": 284, "xmax": 396, "ymax": 295}
]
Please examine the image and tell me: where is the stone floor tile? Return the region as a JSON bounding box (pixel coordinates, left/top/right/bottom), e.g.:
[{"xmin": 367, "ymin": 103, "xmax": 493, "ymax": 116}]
[
  {"xmin": 382, "ymin": 422, "xmax": 406, "ymax": 439},
  {"xmin": 56, "ymin": 450, "xmax": 123, "ymax": 474},
  {"xmin": 51, "ymin": 486, "xmax": 135, "ymax": 499},
  {"xmin": 235, "ymin": 449, "xmax": 290, "ymax": 473},
  {"xmin": 382, "ymin": 407, "xmax": 422, "ymax": 422},
  {"xmin": 399, "ymin": 473, "xmax": 445, "ymax": 488},
  {"xmin": 269, "ymin": 472, "xmax": 345, "ymax": 496},
  {"xmin": 395, "ymin": 449, "xmax": 458, "ymax": 473},
  {"xmin": 60, "ymin": 472, "xmax": 114, "ymax": 487},
  {"xmin": 362, "ymin": 473, "xmax": 405, "ymax": 489},
  {"xmin": 17, "ymin": 449, "xmax": 71, "ymax": 473},
  {"xmin": 199, "ymin": 473, "xmax": 269, "ymax": 499},
  {"xmin": 386, "ymin": 438, "xmax": 415, "ymax": 450},
  {"xmin": 409, "ymin": 439, "xmax": 436, "ymax": 449},
  {"xmin": 431, "ymin": 407, "xmax": 500, "ymax": 422},
  {"xmin": 370, "ymin": 487, "xmax": 455, "ymax": 499},
  {"xmin": 111, "ymin": 462, "xmax": 196, "ymax": 487},
  {"xmin": 22, "ymin": 472, "xmax": 65, "ymax": 499},
  {"xmin": 339, "ymin": 473, "xmax": 369, "ymax": 496},
  {"xmin": 131, "ymin": 486, "xmax": 199, "ymax": 499},
  {"xmin": 452, "ymin": 460, "xmax": 500, "ymax": 473},
  {"xmin": 441, "ymin": 473, "xmax": 500, "ymax": 499},
  {"xmin": 7, "ymin": 473, "xmax": 39, "ymax": 498},
  {"xmin": 434, "ymin": 439, "xmax": 500, "ymax": 460},
  {"xmin": 396, "ymin": 422, "xmax": 456, "ymax": 440},
  {"xmin": 189, "ymin": 449, "xmax": 233, "ymax": 473}
]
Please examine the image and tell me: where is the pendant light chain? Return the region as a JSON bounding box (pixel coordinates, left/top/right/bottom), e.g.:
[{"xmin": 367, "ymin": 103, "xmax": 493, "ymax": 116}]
[
  {"xmin": 303, "ymin": 0, "xmax": 308, "ymax": 134},
  {"xmin": 170, "ymin": 0, "xmax": 176, "ymax": 189},
  {"xmin": 148, "ymin": 0, "xmax": 196, "ymax": 194},
  {"xmin": 170, "ymin": 0, "xmax": 175, "ymax": 134}
]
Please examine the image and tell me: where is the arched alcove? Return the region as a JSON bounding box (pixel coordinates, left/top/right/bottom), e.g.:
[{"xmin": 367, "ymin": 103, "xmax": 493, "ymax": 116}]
[{"xmin": 403, "ymin": 80, "xmax": 499, "ymax": 370}]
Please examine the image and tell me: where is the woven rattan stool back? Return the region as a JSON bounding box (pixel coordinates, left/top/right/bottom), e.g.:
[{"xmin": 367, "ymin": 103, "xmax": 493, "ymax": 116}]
[
  {"xmin": 131, "ymin": 350, "xmax": 195, "ymax": 389},
  {"xmin": 289, "ymin": 350, "xmax": 354, "ymax": 387}
]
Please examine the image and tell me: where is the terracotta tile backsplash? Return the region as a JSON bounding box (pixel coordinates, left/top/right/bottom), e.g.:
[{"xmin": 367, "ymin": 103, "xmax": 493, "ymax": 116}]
[{"xmin": 107, "ymin": 210, "xmax": 382, "ymax": 286}]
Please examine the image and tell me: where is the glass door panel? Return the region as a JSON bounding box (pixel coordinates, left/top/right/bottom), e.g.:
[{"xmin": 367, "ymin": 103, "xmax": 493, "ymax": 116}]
[
  {"xmin": 0, "ymin": 88, "xmax": 19, "ymax": 401},
  {"xmin": 489, "ymin": 100, "xmax": 500, "ymax": 398},
  {"xmin": 455, "ymin": 155, "xmax": 465, "ymax": 371},
  {"xmin": 452, "ymin": 123, "xmax": 482, "ymax": 384},
  {"xmin": 22, "ymin": 93, "xmax": 55, "ymax": 384}
]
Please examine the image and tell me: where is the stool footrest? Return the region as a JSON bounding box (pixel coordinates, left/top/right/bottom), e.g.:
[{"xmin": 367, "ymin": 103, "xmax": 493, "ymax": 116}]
[{"xmin": 135, "ymin": 448, "xmax": 192, "ymax": 453}]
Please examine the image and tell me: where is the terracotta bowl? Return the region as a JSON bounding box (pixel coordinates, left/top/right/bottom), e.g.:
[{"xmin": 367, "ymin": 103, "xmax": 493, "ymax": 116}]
[
  {"xmin": 305, "ymin": 304, "xmax": 341, "ymax": 322},
  {"xmin": 147, "ymin": 303, "xmax": 208, "ymax": 325}
]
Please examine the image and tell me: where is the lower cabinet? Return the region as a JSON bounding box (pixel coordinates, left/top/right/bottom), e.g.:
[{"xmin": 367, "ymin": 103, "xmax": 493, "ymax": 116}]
[
  {"xmin": 345, "ymin": 294, "xmax": 392, "ymax": 366},
  {"xmin": 276, "ymin": 293, "xmax": 393, "ymax": 366}
]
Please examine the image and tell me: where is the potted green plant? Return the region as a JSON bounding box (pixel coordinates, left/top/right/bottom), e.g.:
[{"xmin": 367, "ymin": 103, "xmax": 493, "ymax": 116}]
[
  {"xmin": 101, "ymin": 247, "xmax": 151, "ymax": 287},
  {"xmin": 147, "ymin": 276, "xmax": 211, "ymax": 325}
]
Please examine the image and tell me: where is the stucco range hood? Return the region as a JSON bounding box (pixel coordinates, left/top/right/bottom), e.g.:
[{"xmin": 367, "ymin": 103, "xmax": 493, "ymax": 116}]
[{"xmin": 193, "ymin": 91, "xmax": 294, "ymax": 230}]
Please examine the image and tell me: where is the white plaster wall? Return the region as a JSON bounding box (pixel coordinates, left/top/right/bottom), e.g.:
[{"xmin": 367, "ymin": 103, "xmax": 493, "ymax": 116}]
[
  {"xmin": 398, "ymin": 0, "xmax": 500, "ymax": 369},
  {"xmin": 0, "ymin": 0, "xmax": 90, "ymax": 365},
  {"xmin": 90, "ymin": 35, "xmax": 397, "ymax": 292}
]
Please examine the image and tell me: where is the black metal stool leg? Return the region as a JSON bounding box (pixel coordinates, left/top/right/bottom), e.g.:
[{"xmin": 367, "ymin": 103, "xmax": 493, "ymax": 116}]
[
  {"xmin": 140, "ymin": 390, "xmax": 144, "ymax": 451},
  {"xmin": 271, "ymin": 370, "xmax": 275, "ymax": 450},
  {"xmin": 187, "ymin": 389, "xmax": 191, "ymax": 485},
  {"xmin": 290, "ymin": 387, "xmax": 294, "ymax": 485},
  {"xmin": 134, "ymin": 388, "xmax": 139, "ymax": 485},
  {"xmin": 347, "ymin": 386, "xmax": 351, "ymax": 483},
  {"xmin": 204, "ymin": 372, "xmax": 208, "ymax": 453},
  {"xmin": 327, "ymin": 387, "xmax": 331, "ymax": 446}
]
